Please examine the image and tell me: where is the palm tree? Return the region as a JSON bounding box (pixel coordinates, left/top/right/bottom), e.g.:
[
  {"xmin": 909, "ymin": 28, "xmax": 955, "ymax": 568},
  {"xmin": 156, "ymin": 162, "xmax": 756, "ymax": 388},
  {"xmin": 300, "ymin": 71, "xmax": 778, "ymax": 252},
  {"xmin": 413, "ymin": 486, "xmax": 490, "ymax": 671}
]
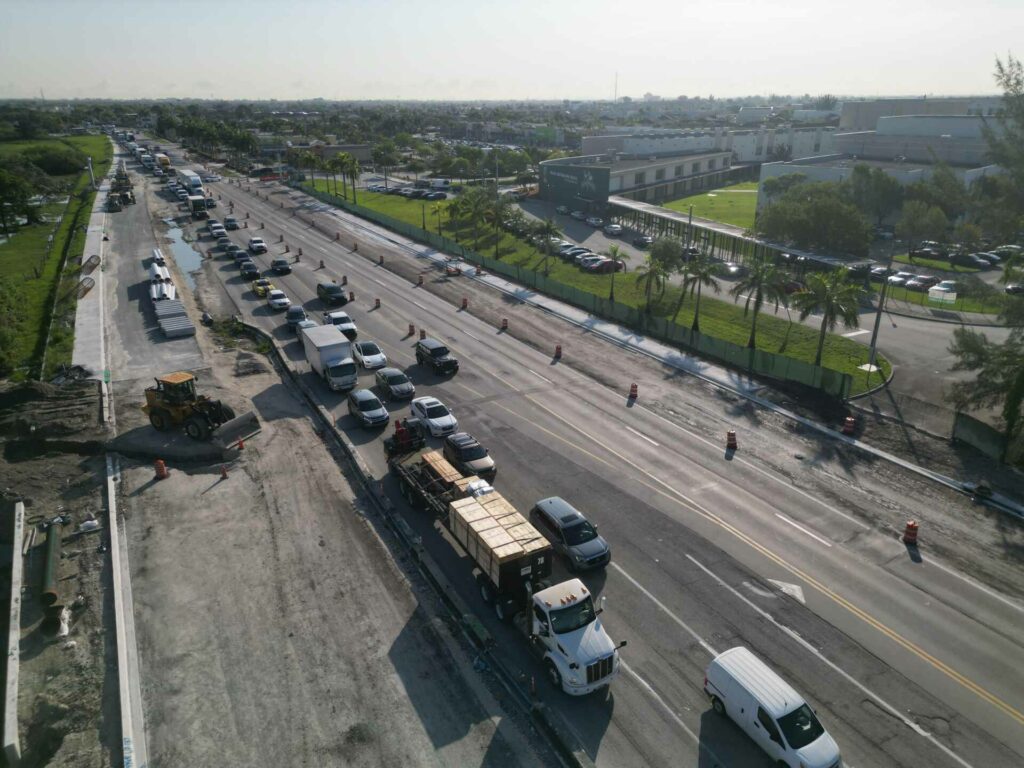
[
  {"xmin": 729, "ymin": 256, "xmax": 788, "ymax": 349},
  {"xmin": 634, "ymin": 254, "xmax": 668, "ymax": 313},
  {"xmin": 326, "ymin": 154, "xmax": 342, "ymax": 197},
  {"xmin": 791, "ymin": 269, "xmax": 865, "ymax": 366},
  {"xmin": 463, "ymin": 189, "xmax": 489, "ymax": 249},
  {"xmin": 676, "ymin": 251, "xmax": 721, "ymax": 333},
  {"xmin": 332, "ymin": 152, "xmax": 352, "ymax": 199},
  {"xmin": 484, "ymin": 196, "xmax": 511, "ymax": 257},
  {"xmin": 534, "ymin": 217, "xmax": 561, "ymax": 273},
  {"xmin": 303, "ymin": 151, "xmax": 321, "ymax": 192},
  {"xmin": 343, "ymin": 154, "xmax": 361, "ymax": 205},
  {"xmin": 431, "ymin": 201, "xmax": 447, "ymax": 237},
  {"xmin": 606, "ymin": 244, "xmax": 630, "ymax": 301}
]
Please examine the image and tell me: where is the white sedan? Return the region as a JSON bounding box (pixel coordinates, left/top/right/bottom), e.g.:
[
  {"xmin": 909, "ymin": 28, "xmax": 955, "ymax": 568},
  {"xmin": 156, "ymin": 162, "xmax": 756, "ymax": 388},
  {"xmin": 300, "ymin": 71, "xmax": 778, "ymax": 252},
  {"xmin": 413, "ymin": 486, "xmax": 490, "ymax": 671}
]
[
  {"xmin": 267, "ymin": 290, "xmax": 291, "ymax": 310},
  {"xmin": 410, "ymin": 396, "xmax": 458, "ymax": 437},
  {"xmin": 353, "ymin": 340, "xmax": 388, "ymax": 369}
]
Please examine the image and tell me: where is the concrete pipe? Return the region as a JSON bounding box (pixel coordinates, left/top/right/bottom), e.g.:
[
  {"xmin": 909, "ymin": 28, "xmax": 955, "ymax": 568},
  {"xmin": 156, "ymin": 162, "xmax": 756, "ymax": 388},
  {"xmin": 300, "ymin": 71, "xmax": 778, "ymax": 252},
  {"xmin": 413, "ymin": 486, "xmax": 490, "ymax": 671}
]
[{"xmin": 41, "ymin": 524, "xmax": 63, "ymax": 606}]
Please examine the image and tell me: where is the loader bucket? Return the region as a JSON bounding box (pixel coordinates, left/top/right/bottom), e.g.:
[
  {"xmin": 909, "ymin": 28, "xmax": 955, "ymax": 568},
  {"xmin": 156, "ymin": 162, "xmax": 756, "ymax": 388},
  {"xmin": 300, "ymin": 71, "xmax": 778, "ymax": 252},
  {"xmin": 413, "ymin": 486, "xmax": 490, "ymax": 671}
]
[{"xmin": 210, "ymin": 410, "xmax": 261, "ymax": 448}]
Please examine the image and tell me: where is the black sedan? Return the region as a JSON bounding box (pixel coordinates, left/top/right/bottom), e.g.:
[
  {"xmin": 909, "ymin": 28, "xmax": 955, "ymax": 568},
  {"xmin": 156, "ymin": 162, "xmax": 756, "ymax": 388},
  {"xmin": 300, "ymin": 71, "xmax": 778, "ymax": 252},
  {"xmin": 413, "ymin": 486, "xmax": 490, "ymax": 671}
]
[
  {"xmin": 633, "ymin": 235, "xmax": 654, "ymax": 248},
  {"xmin": 374, "ymin": 367, "xmax": 416, "ymax": 400}
]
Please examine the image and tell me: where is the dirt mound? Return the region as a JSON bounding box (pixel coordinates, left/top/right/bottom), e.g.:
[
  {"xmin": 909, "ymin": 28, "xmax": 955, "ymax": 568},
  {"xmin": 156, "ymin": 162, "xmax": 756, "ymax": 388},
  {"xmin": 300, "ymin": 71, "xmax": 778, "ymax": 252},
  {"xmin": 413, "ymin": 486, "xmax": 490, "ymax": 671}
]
[{"xmin": 0, "ymin": 381, "xmax": 102, "ymax": 438}]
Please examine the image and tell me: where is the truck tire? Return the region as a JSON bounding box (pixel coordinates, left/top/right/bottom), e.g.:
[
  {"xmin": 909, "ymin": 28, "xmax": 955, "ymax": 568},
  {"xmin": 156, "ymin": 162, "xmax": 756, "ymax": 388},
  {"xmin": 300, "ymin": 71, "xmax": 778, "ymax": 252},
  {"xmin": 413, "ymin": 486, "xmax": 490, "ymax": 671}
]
[
  {"xmin": 184, "ymin": 415, "xmax": 211, "ymax": 441},
  {"xmin": 148, "ymin": 409, "xmax": 171, "ymax": 431},
  {"xmin": 477, "ymin": 575, "xmax": 493, "ymax": 604},
  {"xmin": 711, "ymin": 696, "xmax": 726, "ymax": 717},
  {"xmin": 220, "ymin": 404, "xmax": 236, "ymax": 423},
  {"xmin": 545, "ymin": 660, "xmax": 562, "ymax": 691},
  {"xmin": 494, "ymin": 597, "xmax": 514, "ymax": 623}
]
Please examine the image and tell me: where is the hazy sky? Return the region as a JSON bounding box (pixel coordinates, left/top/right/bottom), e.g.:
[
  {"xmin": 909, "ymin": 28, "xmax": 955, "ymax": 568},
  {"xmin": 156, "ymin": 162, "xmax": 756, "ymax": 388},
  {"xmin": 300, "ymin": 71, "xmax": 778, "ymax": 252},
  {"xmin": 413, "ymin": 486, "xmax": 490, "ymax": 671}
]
[{"xmin": 0, "ymin": 0, "xmax": 1019, "ymax": 101}]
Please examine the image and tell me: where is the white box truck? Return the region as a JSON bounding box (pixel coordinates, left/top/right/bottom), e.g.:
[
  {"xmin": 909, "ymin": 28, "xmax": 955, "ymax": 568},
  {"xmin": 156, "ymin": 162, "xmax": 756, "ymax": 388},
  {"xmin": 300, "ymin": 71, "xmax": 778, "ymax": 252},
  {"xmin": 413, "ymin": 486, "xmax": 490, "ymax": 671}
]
[{"xmin": 301, "ymin": 325, "xmax": 357, "ymax": 391}]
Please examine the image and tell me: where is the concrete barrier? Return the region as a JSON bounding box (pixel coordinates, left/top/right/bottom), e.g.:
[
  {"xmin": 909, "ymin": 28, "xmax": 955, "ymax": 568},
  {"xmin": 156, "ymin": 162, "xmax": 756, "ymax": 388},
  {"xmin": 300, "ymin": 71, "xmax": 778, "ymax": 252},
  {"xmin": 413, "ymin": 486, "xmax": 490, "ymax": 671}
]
[{"xmin": 3, "ymin": 502, "xmax": 25, "ymax": 765}]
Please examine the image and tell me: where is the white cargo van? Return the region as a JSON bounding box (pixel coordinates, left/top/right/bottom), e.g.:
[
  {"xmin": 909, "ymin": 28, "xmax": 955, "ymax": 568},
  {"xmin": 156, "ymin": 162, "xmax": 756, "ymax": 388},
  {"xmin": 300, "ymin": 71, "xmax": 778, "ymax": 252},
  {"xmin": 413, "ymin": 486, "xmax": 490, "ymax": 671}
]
[{"xmin": 704, "ymin": 647, "xmax": 842, "ymax": 768}]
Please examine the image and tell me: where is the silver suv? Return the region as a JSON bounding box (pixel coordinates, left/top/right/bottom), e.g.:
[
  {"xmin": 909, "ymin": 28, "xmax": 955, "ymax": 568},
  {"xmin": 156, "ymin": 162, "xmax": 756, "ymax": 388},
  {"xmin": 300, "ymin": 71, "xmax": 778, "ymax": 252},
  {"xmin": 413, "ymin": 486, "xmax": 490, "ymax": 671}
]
[{"xmin": 530, "ymin": 497, "xmax": 610, "ymax": 571}]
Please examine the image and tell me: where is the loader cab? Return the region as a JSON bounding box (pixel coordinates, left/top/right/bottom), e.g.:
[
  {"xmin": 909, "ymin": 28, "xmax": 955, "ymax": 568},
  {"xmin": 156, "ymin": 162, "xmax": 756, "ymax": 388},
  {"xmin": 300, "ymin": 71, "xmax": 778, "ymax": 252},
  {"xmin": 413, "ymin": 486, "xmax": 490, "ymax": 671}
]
[{"xmin": 153, "ymin": 372, "xmax": 198, "ymax": 404}]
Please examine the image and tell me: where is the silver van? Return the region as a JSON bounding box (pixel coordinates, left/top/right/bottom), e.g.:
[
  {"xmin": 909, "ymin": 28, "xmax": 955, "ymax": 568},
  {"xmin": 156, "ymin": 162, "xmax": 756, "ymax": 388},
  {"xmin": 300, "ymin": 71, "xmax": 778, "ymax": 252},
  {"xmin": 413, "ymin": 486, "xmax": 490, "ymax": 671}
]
[{"xmin": 704, "ymin": 647, "xmax": 842, "ymax": 768}]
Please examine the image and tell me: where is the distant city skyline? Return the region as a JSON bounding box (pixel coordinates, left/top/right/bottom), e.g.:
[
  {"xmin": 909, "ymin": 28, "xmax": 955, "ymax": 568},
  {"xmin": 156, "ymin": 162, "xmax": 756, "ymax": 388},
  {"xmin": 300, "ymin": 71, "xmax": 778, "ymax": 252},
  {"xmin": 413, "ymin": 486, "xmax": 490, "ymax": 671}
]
[{"xmin": 0, "ymin": 0, "xmax": 1018, "ymax": 101}]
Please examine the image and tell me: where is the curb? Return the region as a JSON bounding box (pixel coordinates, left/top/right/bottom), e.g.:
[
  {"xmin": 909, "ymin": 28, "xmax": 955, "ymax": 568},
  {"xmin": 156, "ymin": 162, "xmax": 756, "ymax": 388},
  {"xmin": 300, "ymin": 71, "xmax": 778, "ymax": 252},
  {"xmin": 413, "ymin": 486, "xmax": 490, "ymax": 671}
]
[
  {"xmin": 3, "ymin": 502, "xmax": 25, "ymax": 765},
  {"xmin": 881, "ymin": 303, "xmax": 1004, "ymax": 328},
  {"xmin": 235, "ymin": 320, "xmax": 594, "ymax": 767}
]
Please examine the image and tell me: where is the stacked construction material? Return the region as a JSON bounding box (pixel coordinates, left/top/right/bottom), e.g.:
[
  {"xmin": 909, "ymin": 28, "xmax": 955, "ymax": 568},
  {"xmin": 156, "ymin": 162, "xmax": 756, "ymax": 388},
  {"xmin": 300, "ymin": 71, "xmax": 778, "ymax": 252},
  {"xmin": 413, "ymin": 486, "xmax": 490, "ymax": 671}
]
[{"xmin": 148, "ymin": 249, "xmax": 194, "ymax": 337}]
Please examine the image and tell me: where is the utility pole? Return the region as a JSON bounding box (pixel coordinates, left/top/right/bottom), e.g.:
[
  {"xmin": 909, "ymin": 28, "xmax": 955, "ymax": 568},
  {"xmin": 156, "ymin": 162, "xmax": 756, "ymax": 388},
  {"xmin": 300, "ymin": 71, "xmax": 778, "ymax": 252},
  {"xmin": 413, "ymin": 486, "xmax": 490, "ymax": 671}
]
[{"xmin": 865, "ymin": 238, "xmax": 899, "ymax": 386}]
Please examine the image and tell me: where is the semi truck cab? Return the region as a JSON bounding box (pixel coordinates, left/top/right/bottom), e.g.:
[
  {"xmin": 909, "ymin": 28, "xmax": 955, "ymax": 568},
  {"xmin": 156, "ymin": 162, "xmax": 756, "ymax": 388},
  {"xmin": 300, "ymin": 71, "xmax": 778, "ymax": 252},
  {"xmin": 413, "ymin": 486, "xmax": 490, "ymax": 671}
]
[{"xmin": 527, "ymin": 578, "xmax": 625, "ymax": 695}]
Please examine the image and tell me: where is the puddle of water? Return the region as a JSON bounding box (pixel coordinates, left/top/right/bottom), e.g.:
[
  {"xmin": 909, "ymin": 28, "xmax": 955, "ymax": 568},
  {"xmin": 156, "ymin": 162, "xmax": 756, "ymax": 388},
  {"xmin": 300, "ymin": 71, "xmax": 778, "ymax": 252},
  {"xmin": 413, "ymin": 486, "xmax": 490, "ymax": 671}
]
[{"xmin": 164, "ymin": 218, "xmax": 202, "ymax": 291}]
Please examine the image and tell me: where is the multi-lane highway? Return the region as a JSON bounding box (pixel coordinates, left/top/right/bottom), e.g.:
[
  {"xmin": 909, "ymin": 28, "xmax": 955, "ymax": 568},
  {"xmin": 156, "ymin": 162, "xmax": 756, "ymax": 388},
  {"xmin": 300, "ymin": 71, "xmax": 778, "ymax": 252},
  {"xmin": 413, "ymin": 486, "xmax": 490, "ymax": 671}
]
[{"xmin": 140, "ymin": 143, "xmax": 1024, "ymax": 767}]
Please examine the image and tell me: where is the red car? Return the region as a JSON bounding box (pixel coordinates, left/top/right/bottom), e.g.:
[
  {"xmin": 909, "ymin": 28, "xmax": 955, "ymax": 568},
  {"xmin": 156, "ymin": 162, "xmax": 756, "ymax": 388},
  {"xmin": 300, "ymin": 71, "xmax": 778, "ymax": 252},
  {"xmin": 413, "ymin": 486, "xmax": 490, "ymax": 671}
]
[{"xmin": 584, "ymin": 258, "xmax": 627, "ymax": 273}]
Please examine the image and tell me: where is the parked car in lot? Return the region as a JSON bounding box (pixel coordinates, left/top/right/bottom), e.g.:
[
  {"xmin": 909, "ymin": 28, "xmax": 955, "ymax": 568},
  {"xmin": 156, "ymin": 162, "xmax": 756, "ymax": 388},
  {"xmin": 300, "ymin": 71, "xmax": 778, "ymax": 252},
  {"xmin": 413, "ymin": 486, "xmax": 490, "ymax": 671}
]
[
  {"xmin": 353, "ymin": 340, "xmax": 388, "ymax": 369},
  {"xmin": 633, "ymin": 234, "xmax": 654, "ymax": 248},
  {"xmin": 906, "ymin": 275, "xmax": 940, "ymax": 291},
  {"xmin": 424, "ymin": 191, "xmax": 447, "ymax": 200},
  {"xmin": 248, "ymin": 237, "xmax": 268, "ymax": 254},
  {"xmin": 271, "ymin": 258, "xmax": 292, "ymax": 274},
  {"xmin": 374, "ymin": 367, "xmax": 415, "ymax": 400},
  {"xmin": 1005, "ymin": 283, "xmax": 1024, "ymax": 295},
  {"xmin": 578, "ymin": 255, "xmax": 607, "ymax": 270},
  {"xmin": 555, "ymin": 205, "xmax": 570, "ymax": 215},
  {"xmin": 571, "ymin": 210, "xmax": 586, "ymax": 220},
  {"xmin": 561, "ymin": 246, "xmax": 591, "ymax": 261},
  {"xmin": 972, "ymin": 251, "xmax": 1001, "ymax": 267},
  {"xmin": 585, "ymin": 258, "xmax": 626, "ymax": 273},
  {"xmin": 442, "ymin": 432, "xmax": 495, "ymax": 480},
  {"xmin": 870, "ymin": 265, "xmax": 893, "ymax": 279},
  {"xmin": 285, "ymin": 305, "xmax": 307, "ymax": 329},
  {"xmin": 267, "ymin": 289, "xmax": 291, "ymax": 310},
  {"xmin": 530, "ymin": 496, "xmax": 610, "ymax": 571},
  {"xmin": 415, "ymin": 337, "xmax": 459, "ymax": 375},
  {"xmin": 317, "ymin": 281, "xmax": 348, "ymax": 305},
  {"xmin": 603, "ymin": 223, "xmax": 622, "ymax": 236},
  {"xmin": 953, "ymin": 253, "xmax": 992, "ymax": 269},
  {"xmin": 933, "ymin": 280, "xmax": 959, "ymax": 293},
  {"xmin": 888, "ymin": 271, "xmax": 916, "ymax": 286},
  {"xmin": 347, "ymin": 389, "xmax": 390, "ymax": 429},
  {"xmin": 251, "ymin": 278, "xmax": 275, "ymax": 297},
  {"xmin": 585, "ymin": 216, "xmax": 604, "ymax": 228},
  {"xmin": 410, "ymin": 396, "xmax": 458, "ymax": 437}
]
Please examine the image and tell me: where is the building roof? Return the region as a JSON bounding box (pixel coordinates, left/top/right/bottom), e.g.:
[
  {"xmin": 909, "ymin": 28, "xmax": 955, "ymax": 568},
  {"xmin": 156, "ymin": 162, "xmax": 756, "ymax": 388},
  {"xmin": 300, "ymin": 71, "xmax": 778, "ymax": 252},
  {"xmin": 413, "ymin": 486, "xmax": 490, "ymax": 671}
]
[{"xmin": 587, "ymin": 151, "xmax": 729, "ymax": 173}]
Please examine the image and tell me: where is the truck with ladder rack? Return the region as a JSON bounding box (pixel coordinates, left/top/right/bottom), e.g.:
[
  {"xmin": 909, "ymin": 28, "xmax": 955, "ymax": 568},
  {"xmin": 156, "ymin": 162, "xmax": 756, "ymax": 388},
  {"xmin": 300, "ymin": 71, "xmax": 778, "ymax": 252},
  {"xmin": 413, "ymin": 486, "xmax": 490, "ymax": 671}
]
[{"xmin": 384, "ymin": 425, "xmax": 626, "ymax": 695}]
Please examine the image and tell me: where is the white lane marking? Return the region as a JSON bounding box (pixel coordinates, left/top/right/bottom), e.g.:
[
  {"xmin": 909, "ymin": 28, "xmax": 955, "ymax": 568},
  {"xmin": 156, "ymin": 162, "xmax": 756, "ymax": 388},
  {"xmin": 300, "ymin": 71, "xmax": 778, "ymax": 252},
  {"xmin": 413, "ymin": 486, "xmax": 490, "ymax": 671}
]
[
  {"xmin": 527, "ymin": 368, "xmax": 552, "ymax": 384},
  {"xmin": 692, "ymin": 481, "xmax": 718, "ymax": 493},
  {"xmin": 370, "ymin": 277, "xmax": 386, "ymax": 286},
  {"xmin": 775, "ymin": 513, "xmax": 833, "ymax": 547},
  {"xmin": 921, "ymin": 555, "xmax": 1024, "ymax": 616},
  {"xmin": 768, "ymin": 579, "xmax": 806, "ymax": 604},
  {"xmin": 620, "ymin": 661, "xmax": 727, "ymax": 764},
  {"xmin": 625, "ymin": 424, "xmax": 659, "ymax": 446},
  {"xmin": 463, "ymin": 330, "xmax": 481, "ymax": 342},
  {"xmin": 843, "ymin": 329, "xmax": 870, "ymax": 338},
  {"xmin": 685, "ymin": 554, "xmax": 974, "ymax": 768},
  {"xmin": 411, "ymin": 300, "xmax": 427, "ymax": 310},
  {"xmin": 609, "ymin": 562, "xmax": 716, "ymax": 656}
]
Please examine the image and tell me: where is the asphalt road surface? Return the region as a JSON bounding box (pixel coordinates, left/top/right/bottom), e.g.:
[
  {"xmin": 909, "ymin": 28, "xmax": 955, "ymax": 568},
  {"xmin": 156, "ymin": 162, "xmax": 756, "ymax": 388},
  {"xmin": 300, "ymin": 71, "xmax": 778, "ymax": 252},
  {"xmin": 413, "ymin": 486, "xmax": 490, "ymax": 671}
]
[{"xmin": 161, "ymin": 167, "xmax": 1024, "ymax": 768}]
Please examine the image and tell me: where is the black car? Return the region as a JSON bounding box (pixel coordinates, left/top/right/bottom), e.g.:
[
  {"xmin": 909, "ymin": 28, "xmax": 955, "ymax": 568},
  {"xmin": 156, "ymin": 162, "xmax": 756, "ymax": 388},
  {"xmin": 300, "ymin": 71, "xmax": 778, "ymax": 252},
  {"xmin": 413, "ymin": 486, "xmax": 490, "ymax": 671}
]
[
  {"xmin": 205, "ymin": 197, "xmax": 217, "ymax": 209},
  {"xmin": 1005, "ymin": 284, "xmax": 1023, "ymax": 295},
  {"xmin": 285, "ymin": 305, "xmax": 307, "ymax": 329},
  {"xmin": 442, "ymin": 432, "xmax": 496, "ymax": 479},
  {"xmin": 346, "ymin": 388, "xmax": 390, "ymax": 428},
  {"xmin": 374, "ymin": 367, "xmax": 415, "ymax": 400},
  {"xmin": 415, "ymin": 337, "xmax": 459, "ymax": 375},
  {"xmin": 317, "ymin": 282, "xmax": 348, "ymax": 305},
  {"xmin": 633, "ymin": 235, "xmax": 654, "ymax": 248},
  {"xmin": 271, "ymin": 258, "xmax": 292, "ymax": 274},
  {"xmin": 239, "ymin": 262, "xmax": 260, "ymax": 279}
]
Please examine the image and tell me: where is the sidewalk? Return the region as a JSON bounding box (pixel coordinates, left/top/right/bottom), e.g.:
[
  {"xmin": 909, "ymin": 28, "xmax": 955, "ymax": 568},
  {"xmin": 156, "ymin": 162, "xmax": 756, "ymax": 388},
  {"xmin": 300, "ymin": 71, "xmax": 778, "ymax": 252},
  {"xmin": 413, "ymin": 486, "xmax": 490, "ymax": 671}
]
[{"xmin": 71, "ymin": 148, "xmax": 115, "ymax": 379}]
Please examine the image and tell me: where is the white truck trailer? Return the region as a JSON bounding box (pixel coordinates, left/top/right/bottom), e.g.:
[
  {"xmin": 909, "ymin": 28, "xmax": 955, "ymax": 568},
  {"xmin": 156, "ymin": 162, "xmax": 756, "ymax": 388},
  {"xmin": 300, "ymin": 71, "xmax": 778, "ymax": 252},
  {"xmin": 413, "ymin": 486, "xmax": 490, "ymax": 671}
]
[
  {"xmin": 300, "ymin": 325, "xmax": 357, "ymax": 391},
  {"xmin": 385, "ymin": 437, "xmax": 626, "ymax": 695}
]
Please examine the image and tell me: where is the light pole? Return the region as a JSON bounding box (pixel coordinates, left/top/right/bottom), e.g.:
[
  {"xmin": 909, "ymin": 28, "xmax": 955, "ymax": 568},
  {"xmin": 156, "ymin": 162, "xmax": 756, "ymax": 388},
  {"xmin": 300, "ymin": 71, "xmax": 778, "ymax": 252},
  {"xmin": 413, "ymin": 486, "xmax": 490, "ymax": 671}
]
[{"xmin": 865, "ymin": 238, "xmax": 899, "ymax": 386}]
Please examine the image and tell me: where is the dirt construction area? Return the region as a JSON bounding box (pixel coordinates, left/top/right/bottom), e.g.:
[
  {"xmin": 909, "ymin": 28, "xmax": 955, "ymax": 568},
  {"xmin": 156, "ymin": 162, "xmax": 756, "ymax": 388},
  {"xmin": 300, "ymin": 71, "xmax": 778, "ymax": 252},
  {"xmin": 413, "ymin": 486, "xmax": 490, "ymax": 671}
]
[{"xmin": 111, "ymin": 340, "xmax": 556, "ymax": 767}]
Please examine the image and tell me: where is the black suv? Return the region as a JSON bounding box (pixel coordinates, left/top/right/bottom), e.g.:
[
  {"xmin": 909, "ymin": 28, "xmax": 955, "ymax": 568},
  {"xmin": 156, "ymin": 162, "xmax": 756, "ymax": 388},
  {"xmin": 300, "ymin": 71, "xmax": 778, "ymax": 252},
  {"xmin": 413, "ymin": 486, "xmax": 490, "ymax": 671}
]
[
  {"xmin": 271, "ymin": 258, "xmax": 292, "ymax": 275},
  {"xmin": 317, "ymin": 282, "xmax": 348, "ymax": 305},
  {"xmin": 415, "ymin": 337, "xmax": 459, "ymax": 375}
]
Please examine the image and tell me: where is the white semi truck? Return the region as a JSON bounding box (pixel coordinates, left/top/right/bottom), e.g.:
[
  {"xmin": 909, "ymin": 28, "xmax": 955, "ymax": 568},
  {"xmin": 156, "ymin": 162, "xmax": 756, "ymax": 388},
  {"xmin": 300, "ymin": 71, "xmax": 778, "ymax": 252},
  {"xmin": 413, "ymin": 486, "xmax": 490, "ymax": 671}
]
[
  {"xmin": 300, "ymin": 325, "xmax": 357, "ymax": 391},
  {"xmin": 384, "ymin": 437, "xmax": 626, "ymax": 695}
]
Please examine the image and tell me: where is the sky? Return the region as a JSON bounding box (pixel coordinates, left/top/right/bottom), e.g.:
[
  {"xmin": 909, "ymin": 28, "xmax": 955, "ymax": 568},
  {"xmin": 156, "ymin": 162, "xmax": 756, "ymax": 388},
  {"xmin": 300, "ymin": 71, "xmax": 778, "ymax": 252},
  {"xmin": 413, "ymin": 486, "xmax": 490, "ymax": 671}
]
[{"xmin": 0, "ymin": 0, "xmax": 1020, "ymax": 101}]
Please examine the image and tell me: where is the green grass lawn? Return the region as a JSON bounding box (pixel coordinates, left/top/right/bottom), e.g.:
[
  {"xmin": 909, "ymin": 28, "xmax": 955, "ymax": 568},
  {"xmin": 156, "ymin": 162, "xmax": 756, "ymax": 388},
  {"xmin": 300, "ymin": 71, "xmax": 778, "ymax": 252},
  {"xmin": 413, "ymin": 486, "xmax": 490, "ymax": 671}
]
[
  {"xmin": 660, "ymin": 181, "xmax": 759, "ymax": 230},
  {"xmin": 0, "ymin": 134, "xmax": 112, "ymax": 378},
  {"xmin": 307, "ymin": 180, "xmax": 890, "ymax": 394},
  {"xmin": 892, "ymin": 253, "xmax": 979, "ymax": 273}
]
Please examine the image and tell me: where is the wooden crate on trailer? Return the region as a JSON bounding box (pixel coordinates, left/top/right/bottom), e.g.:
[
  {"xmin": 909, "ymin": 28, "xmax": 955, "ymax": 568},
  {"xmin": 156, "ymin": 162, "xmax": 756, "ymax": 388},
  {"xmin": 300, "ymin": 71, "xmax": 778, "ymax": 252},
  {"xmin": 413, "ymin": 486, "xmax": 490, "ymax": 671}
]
[{"xmin": 447, "ymin": 492, "xmax": 551, "ymax": 592}]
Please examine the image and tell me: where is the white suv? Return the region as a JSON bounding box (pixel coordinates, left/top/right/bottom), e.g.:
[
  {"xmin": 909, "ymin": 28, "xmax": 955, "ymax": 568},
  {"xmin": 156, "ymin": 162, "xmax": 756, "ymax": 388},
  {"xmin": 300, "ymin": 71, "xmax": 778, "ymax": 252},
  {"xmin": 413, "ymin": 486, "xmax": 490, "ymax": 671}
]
[{"xmin": 248, "ymin": 237, "xmax": 268, "ymax": 254}]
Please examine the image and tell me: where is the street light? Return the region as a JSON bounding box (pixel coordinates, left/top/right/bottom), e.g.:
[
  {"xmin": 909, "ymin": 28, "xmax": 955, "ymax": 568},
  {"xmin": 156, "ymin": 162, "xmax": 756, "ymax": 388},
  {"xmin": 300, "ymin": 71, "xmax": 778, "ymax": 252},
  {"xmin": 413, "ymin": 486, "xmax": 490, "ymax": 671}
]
[{"xmin": 865, "ymin": 238, "xmax": 900, "ymax": 386}]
